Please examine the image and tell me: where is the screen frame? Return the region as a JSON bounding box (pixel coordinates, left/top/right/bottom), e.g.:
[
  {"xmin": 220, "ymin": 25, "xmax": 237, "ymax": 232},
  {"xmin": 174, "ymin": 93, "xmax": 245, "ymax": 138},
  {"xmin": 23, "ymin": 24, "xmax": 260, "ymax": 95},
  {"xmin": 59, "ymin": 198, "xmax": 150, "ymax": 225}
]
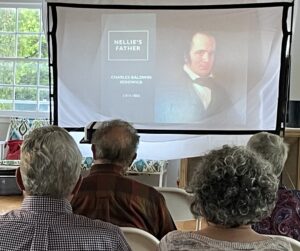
[{"xmin": 46, "ymin": 1, "xmax": 294, "ymax": 135}]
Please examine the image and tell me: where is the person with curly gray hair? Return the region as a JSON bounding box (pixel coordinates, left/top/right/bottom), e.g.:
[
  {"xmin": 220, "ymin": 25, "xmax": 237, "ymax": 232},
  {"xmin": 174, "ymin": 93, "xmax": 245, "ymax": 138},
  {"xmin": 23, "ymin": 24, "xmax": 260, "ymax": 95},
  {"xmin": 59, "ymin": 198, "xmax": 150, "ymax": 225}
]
[
  {"xmin": 71, "ymin": 119, "xmax": 176, "ymax": 240},
  {"xmin": 248, "ymin": 132, "xmax": 300, "ymax": 241},
  {"xmin": 0, "ymin": 125, "xmax": 131, "ymax": 251},
  {"xmin": 159, "ymin": 145, "xmax": 292, "ymax": 250}
]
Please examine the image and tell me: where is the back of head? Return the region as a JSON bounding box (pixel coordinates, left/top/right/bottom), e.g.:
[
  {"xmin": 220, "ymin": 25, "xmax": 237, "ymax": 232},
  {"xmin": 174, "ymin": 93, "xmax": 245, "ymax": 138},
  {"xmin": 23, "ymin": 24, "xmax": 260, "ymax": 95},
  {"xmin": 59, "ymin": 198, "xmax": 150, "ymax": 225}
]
[
  {"xmin": 91, "ymin": 119, "xmax": 140, "ymax": 167},
  {"xmin": 20, "ymin": 125, "xmax": 82, "ymax": 198},
  {"xmin": 190, "ymin": 145, "xmax": 278, "ymax": 227},
  {"xmin": 247, "ymin": 132, "xmax": 289, "ymax": 177}
]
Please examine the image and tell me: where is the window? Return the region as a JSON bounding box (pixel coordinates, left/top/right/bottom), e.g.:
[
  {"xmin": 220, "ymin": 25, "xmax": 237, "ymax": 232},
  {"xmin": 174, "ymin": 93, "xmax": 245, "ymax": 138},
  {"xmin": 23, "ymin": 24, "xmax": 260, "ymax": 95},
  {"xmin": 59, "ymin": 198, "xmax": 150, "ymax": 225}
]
[{"xmin": 0, "ymin": 2, "xmax": 49, "ymax": 117}]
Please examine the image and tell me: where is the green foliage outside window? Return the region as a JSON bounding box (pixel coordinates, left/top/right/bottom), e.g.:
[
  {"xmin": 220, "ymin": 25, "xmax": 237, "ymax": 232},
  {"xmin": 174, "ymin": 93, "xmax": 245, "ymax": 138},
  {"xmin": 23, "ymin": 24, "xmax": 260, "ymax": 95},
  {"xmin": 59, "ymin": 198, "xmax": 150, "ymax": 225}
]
[
  {"xmin": 18, "ymin": 9, "xmax": 40, "ymax": 33},
  {"xmin": 0, "ymin": 8, "xmax": 16, "ymax": 32},
  {"xmin": 0, "ymin": 34, "xmax": 15, "ymax": 57},
  {"xmin": 0, "ymin": 6, "xmax": 49, "ymax": 113},
  {"xmin": 0, "ymin": 61, "xmax": 14, "ymax": 84},
  {"xmin": 15, "ymin": 62, "xmax": 38, "ymax": 85}
]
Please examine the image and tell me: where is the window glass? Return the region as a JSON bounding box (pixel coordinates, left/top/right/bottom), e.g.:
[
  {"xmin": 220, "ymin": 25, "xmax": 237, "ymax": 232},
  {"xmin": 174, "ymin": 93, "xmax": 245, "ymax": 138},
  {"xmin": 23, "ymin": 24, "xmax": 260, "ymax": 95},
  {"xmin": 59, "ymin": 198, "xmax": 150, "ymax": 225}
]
[
  {"xmin": 0, "ymin": 8, "xmax": 16, "ymax": 32},
  {"xmin": 0, "ymin": 34, "xmax": 16, "ymax": 57},
  {"xmin": 0, "ymin": 61, "xmax": 14, "ymax": 84},
  {"xmin": 0, "ymin": 4, "xmax": 49, "ymax": 116}
]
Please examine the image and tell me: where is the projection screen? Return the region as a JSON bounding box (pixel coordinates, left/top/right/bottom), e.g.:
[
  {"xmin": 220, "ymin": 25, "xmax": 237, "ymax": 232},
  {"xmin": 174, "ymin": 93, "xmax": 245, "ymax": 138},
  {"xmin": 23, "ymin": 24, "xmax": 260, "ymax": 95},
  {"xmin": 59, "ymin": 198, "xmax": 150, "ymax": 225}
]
[{"xmin": 44, "ymin": 0, "xmax": 294, "ymax": 159}]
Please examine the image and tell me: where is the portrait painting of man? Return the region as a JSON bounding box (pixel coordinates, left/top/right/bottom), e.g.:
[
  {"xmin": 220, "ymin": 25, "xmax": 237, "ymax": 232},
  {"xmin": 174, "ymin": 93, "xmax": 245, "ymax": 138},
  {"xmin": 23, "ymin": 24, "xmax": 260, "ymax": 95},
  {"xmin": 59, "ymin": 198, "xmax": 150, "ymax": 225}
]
[{"xmin": 155, "ymin": 31, "xmax": 235, "ymax": 124}]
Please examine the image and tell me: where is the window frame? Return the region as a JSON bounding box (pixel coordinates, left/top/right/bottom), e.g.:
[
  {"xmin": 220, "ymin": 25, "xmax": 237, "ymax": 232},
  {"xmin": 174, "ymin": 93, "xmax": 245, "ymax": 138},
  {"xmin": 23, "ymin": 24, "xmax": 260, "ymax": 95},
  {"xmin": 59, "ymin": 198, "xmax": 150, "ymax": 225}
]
[{"xmin": 0, "ymin": 0, "xmax": 50, "ymax": 119}]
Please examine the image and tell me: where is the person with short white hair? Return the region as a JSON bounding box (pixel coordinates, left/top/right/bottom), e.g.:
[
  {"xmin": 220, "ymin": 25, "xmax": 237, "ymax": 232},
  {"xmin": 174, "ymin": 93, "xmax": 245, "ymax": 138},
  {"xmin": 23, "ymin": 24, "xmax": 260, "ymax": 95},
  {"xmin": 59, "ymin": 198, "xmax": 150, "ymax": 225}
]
[{"xmin": 0, "ymin": 125, "xmax": 131, "ymax": 251}]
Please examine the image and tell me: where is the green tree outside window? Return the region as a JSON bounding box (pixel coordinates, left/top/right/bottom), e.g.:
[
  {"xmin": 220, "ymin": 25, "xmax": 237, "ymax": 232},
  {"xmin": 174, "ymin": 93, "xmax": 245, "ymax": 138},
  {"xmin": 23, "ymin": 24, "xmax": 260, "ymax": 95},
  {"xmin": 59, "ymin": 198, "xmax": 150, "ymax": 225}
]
[{"xmin": 0, "ymin": 6, "xmax": 49, "ymax": 113}]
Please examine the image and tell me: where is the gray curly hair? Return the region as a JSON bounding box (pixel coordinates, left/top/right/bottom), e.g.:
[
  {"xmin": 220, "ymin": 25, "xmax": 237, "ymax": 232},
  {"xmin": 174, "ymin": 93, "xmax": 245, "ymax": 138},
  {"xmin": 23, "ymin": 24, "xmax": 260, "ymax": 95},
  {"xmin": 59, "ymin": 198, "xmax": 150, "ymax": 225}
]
[
  {"xmin": 20, "ymin": 126, "xmax": 82, "ymax": 198},
  {"xmin": 190, "ymin": 145, "xmax": 278, "ymax": 227},
  {"xmin": 91, "ymin": 119, "xmax": 139, "ymax": 167},
  {"xmin": 247, "ymin": 132, "xmax": 289, "ymax": 177}
]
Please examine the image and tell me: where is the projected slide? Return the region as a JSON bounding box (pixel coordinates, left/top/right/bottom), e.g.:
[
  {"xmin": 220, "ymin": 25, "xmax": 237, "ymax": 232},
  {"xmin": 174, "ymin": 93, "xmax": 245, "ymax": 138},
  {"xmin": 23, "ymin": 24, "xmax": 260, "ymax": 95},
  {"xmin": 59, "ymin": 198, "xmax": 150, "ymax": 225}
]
[
  {"xmin": 100, "ymin": 14, "xmax": 156, "ymax": 123},
  {"xmin": 52, "ymin": 5, "xmax": 286, "ymax": 131}
]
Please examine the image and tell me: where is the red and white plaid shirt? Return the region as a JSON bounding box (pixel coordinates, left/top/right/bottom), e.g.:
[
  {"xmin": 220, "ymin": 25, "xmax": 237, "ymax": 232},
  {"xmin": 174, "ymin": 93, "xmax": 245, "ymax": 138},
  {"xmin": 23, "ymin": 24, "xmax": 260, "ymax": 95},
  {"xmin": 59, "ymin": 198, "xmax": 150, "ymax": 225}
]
[{"xmin": 0, "ymin": 196, "xmax": 131, "ymax": 251}]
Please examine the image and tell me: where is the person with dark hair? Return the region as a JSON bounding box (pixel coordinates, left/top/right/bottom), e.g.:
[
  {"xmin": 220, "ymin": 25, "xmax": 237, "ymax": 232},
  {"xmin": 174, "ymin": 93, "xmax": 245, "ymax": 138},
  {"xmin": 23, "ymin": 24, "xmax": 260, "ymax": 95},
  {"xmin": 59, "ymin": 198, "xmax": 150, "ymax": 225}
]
[
  {"xmin": 156, "ymin": 32, "xmax": 235, "ymax": 124},
  {"xmin": 248, "ymin": 132, "xmax": 300, "ymax": 241},
  {"xmin": 71, "ymin": 119, "xmax": 176, "ymax": 240},
  {"xmin": 0, "ymin": 126, "xmax": 131, "ymax": 251},
  {"xmin": 159, "ymin": 145, "xmax": 292, "ymax": 250},
  {"xmin": 184, "ymin": 32, "xmax": 216, "ymax": 78}
]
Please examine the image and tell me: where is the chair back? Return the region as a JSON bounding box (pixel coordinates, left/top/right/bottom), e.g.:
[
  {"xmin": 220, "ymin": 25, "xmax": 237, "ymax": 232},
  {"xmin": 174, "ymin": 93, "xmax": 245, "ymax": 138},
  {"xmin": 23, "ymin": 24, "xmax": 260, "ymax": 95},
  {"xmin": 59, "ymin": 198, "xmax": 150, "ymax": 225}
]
[
  {"xmin": 288, "ymin": 237, "xmax": 300, "ymax": 251},
  {"xmin": 120, "ymin": 227, "xmax": 159, "ymax": 251},
  {"xmin": 155, "ymin": 187, "xmax": 195, "ymax": 221}
]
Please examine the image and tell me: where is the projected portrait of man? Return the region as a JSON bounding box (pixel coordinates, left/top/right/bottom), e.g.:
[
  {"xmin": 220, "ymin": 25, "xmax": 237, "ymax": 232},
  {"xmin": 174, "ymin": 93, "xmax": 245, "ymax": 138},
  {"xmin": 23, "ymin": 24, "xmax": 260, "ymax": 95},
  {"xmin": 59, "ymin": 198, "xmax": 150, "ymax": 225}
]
[
  {"xmin": 183, "ymin": 32, "xmax": 216, "ymax": 111},
  {"xmin": 185, "ymin": 32, "xmax": 216, "ymax": 78},
  {"xmin": 155, "ymin": 31, "xmax": 234, "ymax": 124}
]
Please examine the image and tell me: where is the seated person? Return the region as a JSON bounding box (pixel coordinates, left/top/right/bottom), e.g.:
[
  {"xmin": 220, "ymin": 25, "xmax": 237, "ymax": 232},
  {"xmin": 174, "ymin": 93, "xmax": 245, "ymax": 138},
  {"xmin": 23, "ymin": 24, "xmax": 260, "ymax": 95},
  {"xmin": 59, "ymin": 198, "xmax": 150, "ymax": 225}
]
[
  {"xmin": 248, "ymin": 132, "xmax": 300, "ymax": 241},
  {"xmin": 0, "ymin": 126, "xmax": 130, "ymax": 250},
  {"xmin": 71, "ymin": 119, "xmax": 176, "ymax": 240},
  {"xmin": 159, "ymin": 145, "xmax": 292, "ymax": 250}
]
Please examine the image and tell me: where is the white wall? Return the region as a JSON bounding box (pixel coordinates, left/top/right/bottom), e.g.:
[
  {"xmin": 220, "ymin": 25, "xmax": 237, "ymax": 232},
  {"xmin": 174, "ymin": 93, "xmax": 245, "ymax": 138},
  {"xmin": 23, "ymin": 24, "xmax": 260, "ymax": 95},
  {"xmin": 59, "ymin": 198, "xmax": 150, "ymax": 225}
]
[{"xmin": 290, "ymin": 1, "xmax": 300, "ymax": 100}]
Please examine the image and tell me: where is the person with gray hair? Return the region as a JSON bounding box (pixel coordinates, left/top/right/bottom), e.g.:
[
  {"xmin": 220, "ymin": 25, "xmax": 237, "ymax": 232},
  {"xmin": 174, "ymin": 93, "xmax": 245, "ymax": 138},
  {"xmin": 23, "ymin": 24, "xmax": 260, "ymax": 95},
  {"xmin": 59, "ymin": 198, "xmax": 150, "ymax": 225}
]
[
  {"xmin": 248, "ymin": 132, "xmax": 300, "ymax": 241},
  {"xmin": 91, "ymin": 119, "xmax": 140, "ymax": 170},
  {"xmin": 247, "ymin": 132, "xmax": 289, "ymax": 177},
  {"xmin": 0, "ymin": 125, "xmax": 131, "ymax": 251},
  {"xmin": 71, "ymin": 119, "xmax": 176, "ymax": 240},
  {"xmin": 159, "ymin": 145, "xmax": 292, "ymax": 250}
]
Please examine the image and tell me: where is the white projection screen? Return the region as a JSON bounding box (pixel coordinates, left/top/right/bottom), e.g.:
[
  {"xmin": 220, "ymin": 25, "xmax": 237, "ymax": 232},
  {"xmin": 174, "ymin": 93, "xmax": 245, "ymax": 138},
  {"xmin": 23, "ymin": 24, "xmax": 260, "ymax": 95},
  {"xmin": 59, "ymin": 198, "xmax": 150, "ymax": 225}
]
[{"xmin": 44, "ymin": 0, "xmax": 294, "ymax": 159}]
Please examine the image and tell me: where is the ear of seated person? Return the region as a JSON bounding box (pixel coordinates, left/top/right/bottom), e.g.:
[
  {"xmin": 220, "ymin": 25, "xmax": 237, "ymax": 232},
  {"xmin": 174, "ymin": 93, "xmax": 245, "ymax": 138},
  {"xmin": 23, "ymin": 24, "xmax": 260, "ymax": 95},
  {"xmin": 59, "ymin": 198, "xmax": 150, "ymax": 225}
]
[
  {"xmin": 71, "ymin": 119, "xmax": 176, "ymax": 240},
  {"xmin": 247, "ymin": 132, "xmax": 300, "ymax": 241},
  {"xmin": 0, "ymin": 126, "xmax": 130, "ymax": 251},
  {"xmin": 158, "ymin": 145, "xmax": 292, "ymax": 251}
]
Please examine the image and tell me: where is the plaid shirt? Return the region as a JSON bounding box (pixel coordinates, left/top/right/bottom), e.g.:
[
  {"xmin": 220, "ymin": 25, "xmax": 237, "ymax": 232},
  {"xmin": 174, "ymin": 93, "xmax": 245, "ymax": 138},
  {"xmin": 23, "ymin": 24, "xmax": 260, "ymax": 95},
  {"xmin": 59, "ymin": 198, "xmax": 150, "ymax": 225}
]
[
  {"xmin": 0, "ymin": 196, "xmax": 131, "ymax": 251},
  {"xmin": 71, "ymin": 163, "xmax": 177, "ymax": 240}
]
